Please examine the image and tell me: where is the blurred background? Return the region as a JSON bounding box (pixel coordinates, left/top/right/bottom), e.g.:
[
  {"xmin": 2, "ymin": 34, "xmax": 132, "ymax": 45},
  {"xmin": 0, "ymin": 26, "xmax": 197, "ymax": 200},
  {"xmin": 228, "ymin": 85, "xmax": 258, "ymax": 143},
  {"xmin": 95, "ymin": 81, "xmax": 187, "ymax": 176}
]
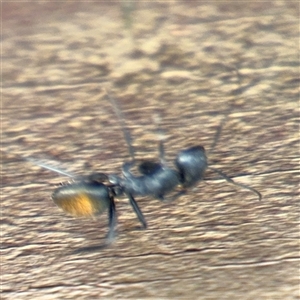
[{"xmin": 2, "ymin": 2, "xmax": 299, "ymax": 299}]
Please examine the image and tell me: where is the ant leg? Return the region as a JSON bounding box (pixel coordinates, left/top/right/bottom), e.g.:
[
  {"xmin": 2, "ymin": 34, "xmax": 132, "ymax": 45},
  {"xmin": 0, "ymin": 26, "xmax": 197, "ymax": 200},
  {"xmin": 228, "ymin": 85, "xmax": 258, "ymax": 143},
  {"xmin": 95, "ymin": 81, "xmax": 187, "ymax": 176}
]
[
  {"xmin": 209, "ymin": 114, "xmax": 229, "ymax": 155},
  {"xmin": 105, "ymin": 90, "xmax": 135, "ymax": 161},
  {"xmin": 106, "ymin": 196, "xmax": 117, "ymax": 243},
  {"xmin": 26, "ymin": 157, "xmax": 75, "ymax": 178},
  {"xmin": 208, "ymin": 166, "xmax": 262, "ymax": 201},
  {"xmin": 122, "ymin": 161, "xmax": 136, "ymax": 177},
  {"xmin": 158, "ymin": 140, "xmax": 165, "ymax": 164},
  {"xmin": 171, "ymin": 190, "xmax": 187, "ymax": 201},
  {"xmin": 209, "ymin": 67, "xmax": 244, "ymax": 155},
  {"xmin": 153, "ymin": 114, "xmax": 166, "ymax": 164},
  {"xmin": 126, "ymin": 192, "xmax": 147, "ymax": 229},
  {"xmin": 158, "ymin": 189, "xmax": 187, "ymax": 203}
]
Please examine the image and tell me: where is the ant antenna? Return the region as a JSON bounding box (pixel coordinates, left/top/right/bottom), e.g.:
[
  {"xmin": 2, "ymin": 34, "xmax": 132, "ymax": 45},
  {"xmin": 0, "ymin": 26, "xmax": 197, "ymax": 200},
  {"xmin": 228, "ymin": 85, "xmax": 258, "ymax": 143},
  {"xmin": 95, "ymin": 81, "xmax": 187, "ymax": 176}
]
[
  {"xmin": 104, "ymin": 90, "xmax": 135, "ymax": 161},
  {"xmin": 208, "ymin": 166, "xmax": 262, "ymax": 201},
  {"xmin": 206, "ymin": 110, "xmax": 262, "ymax": 201}
]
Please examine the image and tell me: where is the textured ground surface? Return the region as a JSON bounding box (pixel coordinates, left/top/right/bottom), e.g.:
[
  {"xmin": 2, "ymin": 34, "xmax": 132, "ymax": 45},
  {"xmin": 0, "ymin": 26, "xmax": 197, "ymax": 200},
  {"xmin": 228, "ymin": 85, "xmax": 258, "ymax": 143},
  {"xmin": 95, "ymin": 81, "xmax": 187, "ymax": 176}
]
[{"xmin": 2, "ymin": 2, "xmax": 299, "ymax": 299}]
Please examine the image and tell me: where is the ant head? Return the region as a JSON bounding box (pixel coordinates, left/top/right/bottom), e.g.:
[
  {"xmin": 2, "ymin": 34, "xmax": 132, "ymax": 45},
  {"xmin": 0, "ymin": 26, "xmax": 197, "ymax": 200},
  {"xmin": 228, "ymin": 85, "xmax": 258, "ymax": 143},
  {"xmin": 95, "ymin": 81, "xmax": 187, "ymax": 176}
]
[{"xmin": 175, "ymin": 145, "xmax": 208, "ymax": 188}]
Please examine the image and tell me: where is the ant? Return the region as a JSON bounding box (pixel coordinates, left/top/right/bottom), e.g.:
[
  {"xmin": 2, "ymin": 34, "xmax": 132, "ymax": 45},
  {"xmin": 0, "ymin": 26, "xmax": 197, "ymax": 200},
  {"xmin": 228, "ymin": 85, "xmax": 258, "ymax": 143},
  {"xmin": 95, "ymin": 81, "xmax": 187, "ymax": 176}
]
[
  {"xmin": 25, "ymin": 90, "xmax": 262, "ymax": 244},
  {"xmin": 104, "ymin": 92, "xmax": 261, "ymax": 219}
]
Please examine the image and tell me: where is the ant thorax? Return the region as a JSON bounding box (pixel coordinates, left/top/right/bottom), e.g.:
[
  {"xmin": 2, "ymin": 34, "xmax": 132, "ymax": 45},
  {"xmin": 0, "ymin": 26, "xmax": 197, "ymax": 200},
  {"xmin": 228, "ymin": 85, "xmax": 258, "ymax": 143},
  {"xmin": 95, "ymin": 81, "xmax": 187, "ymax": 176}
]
[{"xmin": 122, "ymin": 160, "xmax": 180, "ymax": 199}]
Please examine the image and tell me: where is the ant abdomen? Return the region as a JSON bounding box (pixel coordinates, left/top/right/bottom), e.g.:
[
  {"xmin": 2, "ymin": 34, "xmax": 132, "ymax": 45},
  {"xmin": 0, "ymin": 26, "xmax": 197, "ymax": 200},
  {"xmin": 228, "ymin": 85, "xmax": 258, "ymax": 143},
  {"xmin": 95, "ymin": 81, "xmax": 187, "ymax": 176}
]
[
  {"xmin": 175, "ymin": 145, "xmax": 208, "ymax": 188},
  {"xmin": 52, "ymin": 180, "xmax": 117, "ymax": 240},
  {"xmin": 52, "ymin": 181, "xmax": 111, "ymax": 218}
]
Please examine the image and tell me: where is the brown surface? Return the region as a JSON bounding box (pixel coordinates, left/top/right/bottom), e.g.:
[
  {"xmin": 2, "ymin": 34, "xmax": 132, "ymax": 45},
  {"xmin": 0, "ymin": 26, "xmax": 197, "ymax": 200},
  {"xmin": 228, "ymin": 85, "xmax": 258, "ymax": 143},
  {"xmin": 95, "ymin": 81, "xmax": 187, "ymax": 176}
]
[{"xmin": 2, "ymin": 2, "xmax": 299, "ymax": 299}]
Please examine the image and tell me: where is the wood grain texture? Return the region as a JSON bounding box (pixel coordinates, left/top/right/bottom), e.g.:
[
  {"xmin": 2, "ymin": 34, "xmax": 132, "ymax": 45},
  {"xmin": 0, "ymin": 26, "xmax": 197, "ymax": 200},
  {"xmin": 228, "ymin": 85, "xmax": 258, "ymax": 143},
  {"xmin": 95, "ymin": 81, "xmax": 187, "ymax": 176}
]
[{"xmin": 2, "ymin": 2, "xmax": 299, "ymax": 299}]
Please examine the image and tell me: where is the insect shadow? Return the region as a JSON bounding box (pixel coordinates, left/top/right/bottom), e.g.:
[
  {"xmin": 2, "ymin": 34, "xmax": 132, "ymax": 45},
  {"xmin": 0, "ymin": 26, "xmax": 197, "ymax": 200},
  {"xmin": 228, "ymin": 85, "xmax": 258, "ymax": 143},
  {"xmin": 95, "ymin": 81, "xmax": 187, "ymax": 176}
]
[{"xmin": 26, "ymin": 90, "xmax": 262, "ymax": 248}]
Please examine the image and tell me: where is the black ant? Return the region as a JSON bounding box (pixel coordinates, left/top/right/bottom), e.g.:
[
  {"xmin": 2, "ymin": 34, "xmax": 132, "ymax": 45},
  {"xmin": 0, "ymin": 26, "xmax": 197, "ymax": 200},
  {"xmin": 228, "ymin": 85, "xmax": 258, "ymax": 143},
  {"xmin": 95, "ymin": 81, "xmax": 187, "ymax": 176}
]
[
  {"xmin": 104, "ymin": 91, "xmax": 261, "ymax": 203},
  {"xmin": 25, "ymin": 90, "xmax": 262, "ymax": 244}
]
